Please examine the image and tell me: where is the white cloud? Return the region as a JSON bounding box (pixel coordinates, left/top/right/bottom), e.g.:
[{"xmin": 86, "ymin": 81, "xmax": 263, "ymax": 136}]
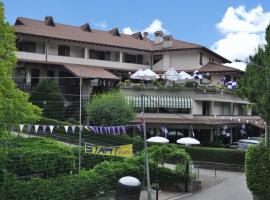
[
  {"xmin": 211, "ymin": 5, "xmax": 270, "ymax": 69},
  {"xmin": 122, "ymin": 27, "xmax": 135, "ymax": 35},
  {"xmin": 142, "ymin": 19, "xmax": 167, "ymax": 34},
  {"xmin": 94, "ymin": 21, "xmax": 108, "ymax": 29},
  {"xmin": 122, "ymin": 19, "xmax": 168, "ymax": 36}
]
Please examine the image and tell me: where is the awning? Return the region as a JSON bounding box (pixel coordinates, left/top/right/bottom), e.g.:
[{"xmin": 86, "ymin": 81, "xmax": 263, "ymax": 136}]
[
  {"xmin": 125, "ymin": 95, "xmax": 191, "ymax": 109},
  {"xmin": 63, "ymin": 64, "xmax": 120, "ymax": 80}
]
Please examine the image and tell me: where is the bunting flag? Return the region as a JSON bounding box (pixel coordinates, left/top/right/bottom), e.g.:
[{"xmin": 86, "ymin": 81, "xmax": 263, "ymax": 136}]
[
  {"xmin": 19, "ymin": 124, "xmax": 24, "ymax": 132},
  {"xmin": 27, "ymin": 125, "xmax": 32, "ymax": 133},
  {"xmin": 136, "ymin": 124, "xmax": 142, "ymax": 132},
  {"xmin": 121, "ymin": 126, "xmax": 126, "ymax": 135},
  {"xmin": 42, "ymin": 125, "xmax": 47, "ymax": 133},
  {"xmin": 99, "ymin": 126, "xmax": 103, "ymax": 134},
  {"xmin": 34, "ymin": 125, "xmax": 39, "ymax": 133},
  {"xmin": 71, "ymin": 126, "xmax": 76, "ymax": 133},
  {"xmin": 112, "ymin": 126, "xmax": 116, "ymax": 135},
  {"xmin": 49, "ymin": 125, "xmax": 54, "ymax": 133},
  {"xmin": 64, "ymin": 126, "xmax": 69, "ymax": 133},
  {"xmin": 107, "ymin": 127, "xmax": 111, "ymax": 135},
  {"xmin": 116, "ymin": 126, "xmax": 121, "ymax": 135}
]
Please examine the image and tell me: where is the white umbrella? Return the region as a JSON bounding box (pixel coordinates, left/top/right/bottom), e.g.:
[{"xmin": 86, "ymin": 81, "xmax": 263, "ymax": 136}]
[
  {"xmin": 161, "ymin": 68, "xmax": 179, "ymax": 81},
  {"xmin": 147, "ymin": 136, "xmax": 169, "ymax": 143},
  {"xmin": 177, "ymin": 137, "xmax": 200, "ymax": 145},
  {"xmin": 178, "ymin": 71, "xmax": 192, "ymax": 80},
  {"xmin": 130, "ymin": 69, "xmax": 144, "ymax": 80},
  {"xmin": 141, "ymin": 69, "xmax": 160, "ymax": 80}
]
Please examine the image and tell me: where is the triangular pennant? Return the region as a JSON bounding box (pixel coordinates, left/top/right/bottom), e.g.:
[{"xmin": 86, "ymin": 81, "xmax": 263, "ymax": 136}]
[
  {"xmin": 107, "ymin": 127, "xmax": 111, "ymax": 135},
  {"xmin": 34, "ymin": 125, "xmax": 39, "ymax": 133},
  {"xmin": 27, "ymin": 125, "xmax": 32, "ymax": 133},
  {"xmin": 64, "ymin": 126, "xmax": 69, "ymax": 133},
  {"xmin": 104, "ymin": 127, "xmax": 108, "ymax": 135},
  {"xmin": 43, "ymin": 125, "xmax": 47, "ymax": 133},
  {"xmin": 136, "ymin": 124, "xmax": 142, "ymax": 132},
  {"xmin": 49, "ymin": 125, "xmax": 54, "ymax": 133},
  {"xmin": 71, "ymin": 126, "xmax": 76, "ymax": 133},
  {"xmin": 112, "ymin": 127, "xmax": 116, "ymax": 135},
  {"xmin": 99, "ymin": 126, "xmax": 103, "ymax": 134},
  {"xmin": 116, "ymin": 126, "xmax": 121, "ymax": 135},
  {"xmin": 19, "ymin": 124, "xmax": 24, "ymax": 132},
  {"xmin": 121, "ymin": 126, "xmax": 126, "ymax": 135}
]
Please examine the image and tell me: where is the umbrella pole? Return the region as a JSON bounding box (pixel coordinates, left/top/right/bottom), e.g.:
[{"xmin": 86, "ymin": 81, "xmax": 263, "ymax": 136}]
[{"xmin": 141, "ymin": 93, "xmax": 152, "ymax": 200}]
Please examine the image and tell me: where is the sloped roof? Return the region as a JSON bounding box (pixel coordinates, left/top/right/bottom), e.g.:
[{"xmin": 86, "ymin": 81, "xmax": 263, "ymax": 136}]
[
  {"xmin": 13, "ymin": 17, "xmax": 230, "ymax": 63},
  {"xmin": 198, "ymin": 62, "xmax": 243, "ymax": 73}
]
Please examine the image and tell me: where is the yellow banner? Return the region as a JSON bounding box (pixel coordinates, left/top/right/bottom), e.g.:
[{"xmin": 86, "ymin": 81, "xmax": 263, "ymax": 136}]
[{"xmin": 84, "ymin": 143, "xmax": 133, "ymax": 157}]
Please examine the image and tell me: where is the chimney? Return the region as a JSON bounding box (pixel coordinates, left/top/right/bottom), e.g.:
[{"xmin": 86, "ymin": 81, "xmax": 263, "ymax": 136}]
[
  {"xmin": 45, "ymin": 16, "xmax": 55, "ymax": 26},
  {"xmin": 162, "ymin": 35, "xmax": 173, "ymax": 48},
  {"xmin": 154, "ymin": 31, "xmax": 164, "ymax": 44},
  {"xmin": 80, "ymin": 23, "xmax": 92, "ymax": 32},
  {"xmin": 143, "ymin": 32, "xmax": 149, "ymax": 39}
]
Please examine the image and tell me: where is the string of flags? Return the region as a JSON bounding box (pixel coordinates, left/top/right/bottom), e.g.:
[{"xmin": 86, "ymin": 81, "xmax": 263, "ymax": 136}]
[{"xmin": 16, "ymin": 124, "xmax": 143, "ymax": 135}]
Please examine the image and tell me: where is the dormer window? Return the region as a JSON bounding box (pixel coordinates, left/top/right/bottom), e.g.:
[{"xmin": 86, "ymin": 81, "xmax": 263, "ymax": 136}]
[
  {"xmin": 15, "ymin": 18, "xmax": 24, "ymax": 26},
  {"xmin": 131, "ymin": 32, "xmax": 143, "ymax": 40},
  {"xmin": 45, "ymin": 16, "xmax": 55, "ymax": 26},
  {"xmin": 80, "ymin": 23, "xmax": 92, "ymax": 32},
  {"xmin": 109, "ymin": 28, "xmax": 120, "ymax": 36}
]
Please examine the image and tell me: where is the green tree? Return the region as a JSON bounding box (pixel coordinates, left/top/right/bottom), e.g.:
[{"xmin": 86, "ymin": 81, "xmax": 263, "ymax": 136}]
[
  {"xmin": 238, "ymin": 24, "xmax": 270, "ymax": 122},
  {"xmin": 86, "ymin": 91, "xmax": 134, "ymax": 126},
  {"xmin": 0, "ymin": 3, "xmax": 41, "ymax": 129},
  {"xmin": 30, "ymin": 80, "xmax": 64, "ymax": 121}
]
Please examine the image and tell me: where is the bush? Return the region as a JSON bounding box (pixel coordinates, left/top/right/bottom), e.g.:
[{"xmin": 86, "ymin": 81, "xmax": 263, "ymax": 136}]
[
  {"xmin": 30, "ymin": 79, "xmax": 65, "ymax": 121},
  {"xmin": 0, "ymin": 136, "xmax": 76, "ymax": 177},
  {"xmin": 246, "ymin": 144, "xmax": 270, "ymax": 200},
  {"xmin": 179, "ymin": 145, "xmax": 245, "ymax": 165},
  {"xmin": 86, "ymin": 91, "xmax": 135, "ymax": 126},
  {"xmin": 184, "ymin": 81, "xmax": 198, "ymax": 88}
]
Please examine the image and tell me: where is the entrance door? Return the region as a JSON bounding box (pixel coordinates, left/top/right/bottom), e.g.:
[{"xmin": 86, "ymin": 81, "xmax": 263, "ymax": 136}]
[{"xmin": 202, "ymin": 101, "xmax": 210, "ymax": 115}]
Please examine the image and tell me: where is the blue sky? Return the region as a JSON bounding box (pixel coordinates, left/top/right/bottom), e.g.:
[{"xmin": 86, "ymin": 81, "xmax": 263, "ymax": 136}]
[{"xmin": 2, "ymin": 0, "xmax": 270, "ymax": 67}]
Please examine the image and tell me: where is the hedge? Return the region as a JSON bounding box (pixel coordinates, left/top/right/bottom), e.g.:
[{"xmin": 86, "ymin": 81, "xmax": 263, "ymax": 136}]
[
  {"xmin": 245, "ymin": 144, "xmax": 270, "ymax": 200},
  {"xmin": 178, "ymin": 145, "xmax": 246, "ymax": 165},
  {"xmin": 0, "ymin": 136, "xmax": 76, "ymax": 177},
  {"xmin": 0, "ymin": 145, "xmax": 190, "ymax": 199}
]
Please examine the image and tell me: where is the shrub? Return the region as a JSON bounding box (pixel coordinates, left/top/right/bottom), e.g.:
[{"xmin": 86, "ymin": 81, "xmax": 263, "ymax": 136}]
[
  {"xmin": 184, "ymin": 80, "xmax": 198, "ymax": 88},
  {"xmin": 179, "ymin": 145, "xmax": 245, "ymax": 165},
  {"xmin": 0, "ymin": 136, "xmax": 76, "ymax": 177},
  {"xmin": 30, "ymin": 79, "xmax": 65, "ymax": 121},
  {"xmin": 86, "ymin": 91, "xmax": 135, "ymax": 126},
  {"xmin": 245, "ymin": 144, "xmax": 270, "ymax": 200}
]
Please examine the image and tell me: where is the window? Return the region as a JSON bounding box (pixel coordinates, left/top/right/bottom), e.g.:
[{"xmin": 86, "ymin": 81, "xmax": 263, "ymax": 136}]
[
  {"xmin": 124, "ymin": 53, "xmax": 143, "ymax": 64},
  {"xmin": 199, "ymin": 52, "xmax": 203, "ymax": 65},
  {"xmin": 58, "ymin": 45, "xmax": 70, "ymax": 56},
  {"xmin": 47, "ymin": 70, "xmax": 55, "ymax": 78},
  {"xmin": 17, "ymin": 41, "xmax": 36, "ymax": 53},
  {"xmin": 89, "ymin": 49, "xmax": 111, "ymax": 61},
  {"xmin": 153, "ymin": 54, "xmax": 163, "ymax": 64},
  {"xmin": 13, "ymin": 68, "xmax": 26, "ymax": 83},
  {"xmin": 31, "ymin": 69, "xmax": 40, "ymax": 87},
  {"xmin": 202, "ymin": 101, "xmax": 210, "ymax": 115},
  {"xmin": 222, "ymin": 102, "xmax": 231, "ymax": 115}
]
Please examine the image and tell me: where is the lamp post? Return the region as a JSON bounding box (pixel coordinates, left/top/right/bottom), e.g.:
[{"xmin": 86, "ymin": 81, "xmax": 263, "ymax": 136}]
[{"xmin": 235, "ymin": 59, "xmax": 269, "ymax": 147}]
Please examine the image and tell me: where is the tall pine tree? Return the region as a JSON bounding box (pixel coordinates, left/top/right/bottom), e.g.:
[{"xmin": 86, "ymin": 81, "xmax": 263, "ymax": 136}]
[{"xmin": 0, "ymin": 3, "xmax": 41, "ymax": 129}]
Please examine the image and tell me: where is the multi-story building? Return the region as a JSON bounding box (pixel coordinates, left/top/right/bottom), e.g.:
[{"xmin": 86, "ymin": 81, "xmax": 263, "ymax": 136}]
[{"xmin": 13, "ymin": 16, "xmax": 263, "ymax": 144}]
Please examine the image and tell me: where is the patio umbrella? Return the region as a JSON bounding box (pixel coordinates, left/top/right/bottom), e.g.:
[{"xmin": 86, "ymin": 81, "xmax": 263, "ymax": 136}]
[
  {"xmin": 177, "ymin": 137, "xmax": 200, "ymax": 145},
  {"xmin": 178, "ymin": 71, "xmax": 192, "ymax": 80},
  {"xmin": 147, "ymin": 136, "xmax": 169, "ymax": 143},
  {"xmin": 130, "ymin": 69, "xmax": 144, "ymax": 80},
  {"xmin": 161, "ymin": 68, "xmax": 179, "ymax": 81},
  {"xmin": 141, "ymin": 69, "xmax": 160, "ymax": 80}
]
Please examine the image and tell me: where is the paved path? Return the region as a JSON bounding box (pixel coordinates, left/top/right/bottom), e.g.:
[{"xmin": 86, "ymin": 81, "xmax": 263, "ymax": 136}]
[{"xmin": 178, "ymin": 169, "xmax": 252, "ymax": 200}]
